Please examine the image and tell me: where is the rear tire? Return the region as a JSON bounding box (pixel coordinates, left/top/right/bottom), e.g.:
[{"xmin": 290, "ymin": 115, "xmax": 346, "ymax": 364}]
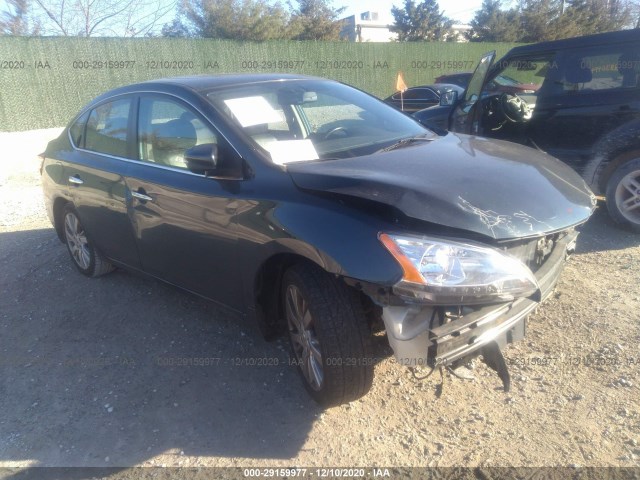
[
  {"xmin": 282, "ymin": 263, "xmax": 373, "ymax": 407},
  {"xmin": 63, "ymin": 204, "xmax": 114, "ymax": 277},
  {"xmin": 606, "ymin": 158, "xmax": 640, "ymax": 233}
]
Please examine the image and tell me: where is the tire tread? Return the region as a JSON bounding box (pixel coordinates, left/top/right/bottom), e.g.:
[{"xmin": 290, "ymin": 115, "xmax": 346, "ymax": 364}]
[{"xmin": 284, "ymin": 263, "xmax": 373, "ymax": 407}]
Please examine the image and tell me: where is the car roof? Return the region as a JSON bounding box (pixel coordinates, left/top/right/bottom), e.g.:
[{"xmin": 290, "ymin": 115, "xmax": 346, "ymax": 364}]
[
  {"xmin": 506, "ymin": 29, "xmax": 640, "ymax": 56},
  {"xmin": 83, "ymin": 73, "xmax": 330, "ymax": 110},
  {"xmin": 430, "ymin": 83, "xmax": 465, "ymax": 91},
  {"xmin": 90, "ymin": 73, "xmax": 324, "ymax": 99},
  {"xmin": 139, "ymin": 73, "xmax": 325, "ymax": 92},
  {"xmin": 406, "ymin": 83, "xmax": 463, "ymax": 91},
  {"xmin": 437, "ymin": 72, "xmax": 472, "ymax": 78}
]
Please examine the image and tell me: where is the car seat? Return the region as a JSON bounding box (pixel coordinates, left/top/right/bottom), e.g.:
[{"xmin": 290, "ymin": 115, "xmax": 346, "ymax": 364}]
[
  {"xmin": 152, "ymin": 114, "xmax": 198, "ymax": 168},
  {"xmin": 564, "ymin": 56, "xmax": 592, "ymax": 91},
  {"xmin": 618, "ymin": 52, "xmax": 640, "ymax": 88}
]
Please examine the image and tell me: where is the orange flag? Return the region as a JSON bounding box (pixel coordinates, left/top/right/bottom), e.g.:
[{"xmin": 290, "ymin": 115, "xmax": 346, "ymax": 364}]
[{"xmin": 396, "ymin": 72, "xmax": 408, "ymax": 92}]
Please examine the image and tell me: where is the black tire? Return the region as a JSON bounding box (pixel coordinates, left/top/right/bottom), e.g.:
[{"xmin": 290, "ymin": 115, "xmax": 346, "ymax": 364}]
[
  {"xmin": 62, "ymin": 204, "xmax": 114, "ymax": 277},
  {"xmin": 605, "ymin": 158, "xmax": 640, "ymax": 233},
  {"xmin": 282, "ymin": 263, "xmax": 373, "ymax": 407}
]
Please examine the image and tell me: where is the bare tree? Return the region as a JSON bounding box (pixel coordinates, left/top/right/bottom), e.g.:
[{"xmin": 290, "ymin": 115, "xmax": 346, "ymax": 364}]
[
  {"xmin": 0, "ymin": 0, "xmax": 40, "ymax": 35},
  {"xmin": 31, "ymin": 0, "xmax": 176, "ymax": 36},
  {"xmin": 631, "ymin": 0, "xmax": 640, "ymax": 27}
]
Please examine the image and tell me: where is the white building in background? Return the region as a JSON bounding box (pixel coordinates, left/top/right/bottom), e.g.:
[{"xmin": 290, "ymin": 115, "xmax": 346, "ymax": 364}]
[
  {"xmin": 450, "ymin": 24, "xmax": 472, "ymax": 42},
  {"xmin": 340, "ymin": 12, "xmax": 397, "ymax": 42},
  {"xmin": 339, "ymin": 11, "xmax": 472, "ymax": 43}
]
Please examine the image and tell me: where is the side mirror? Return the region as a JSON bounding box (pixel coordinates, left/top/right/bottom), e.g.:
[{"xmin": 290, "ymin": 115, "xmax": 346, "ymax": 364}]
[
  {"xmin": 440, "ymin": 90, "xmax": 458, "ymax": 107},
  {"xmin": 184, "ymin": 143, "xmax": 218, "ymax": 175}
]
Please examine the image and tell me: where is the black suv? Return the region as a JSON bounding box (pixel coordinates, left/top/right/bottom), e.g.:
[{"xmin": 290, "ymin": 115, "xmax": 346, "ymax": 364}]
[{"xmin": 416, "ymin": 29, "xmax": 640, "ymax": 231}]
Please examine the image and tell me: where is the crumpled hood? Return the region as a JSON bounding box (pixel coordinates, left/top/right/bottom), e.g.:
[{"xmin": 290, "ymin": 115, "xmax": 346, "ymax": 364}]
[{"xmin": 287, "ymin": 133, "xmax": 596, "ymax": 240}]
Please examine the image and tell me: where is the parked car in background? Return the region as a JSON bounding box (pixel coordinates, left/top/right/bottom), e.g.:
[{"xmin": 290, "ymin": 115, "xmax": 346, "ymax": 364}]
[
  {"xmin": 41, "ymin": 74, "xmax": 594, "ymax": 406},
  {"xmin": 434, "ymin": 72, "xmax": 473, "ymax": 87},
  {"xmin": 383, "ymin": 83, "xmax": 464, "ymax": 112},
  {"xmin": 418, "ymin": 29, "xmax": 640, "ymax": 232},
  {"xmin": 413, "ymin": 103, "xmax": 454, "ymax": 131}
]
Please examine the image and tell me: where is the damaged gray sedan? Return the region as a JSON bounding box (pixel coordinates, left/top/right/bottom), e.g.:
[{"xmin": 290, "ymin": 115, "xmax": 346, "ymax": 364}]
[{"xmin": 40, "ymin": 74, "xmax": 596, "ymax": 406}]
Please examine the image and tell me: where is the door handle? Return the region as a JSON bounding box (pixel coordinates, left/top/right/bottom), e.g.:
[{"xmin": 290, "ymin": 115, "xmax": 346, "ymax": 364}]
[
  {"xmin": 68, "ymin": 175, "xmax": 83, "ymax": 185},
  {"xmin": 131, "ymin": 189, "xmax": 153, "ymax": 202}
]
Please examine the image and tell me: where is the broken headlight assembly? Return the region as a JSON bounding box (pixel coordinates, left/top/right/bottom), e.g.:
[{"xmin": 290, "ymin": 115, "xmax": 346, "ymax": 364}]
[{"xmin": 379, "ymin": 233, "xmax": 539, "ymax": 305}]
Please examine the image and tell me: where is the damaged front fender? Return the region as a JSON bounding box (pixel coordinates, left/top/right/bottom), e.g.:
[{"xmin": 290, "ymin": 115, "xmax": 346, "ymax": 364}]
[{"xmin": 378, "ymin": 229, "xmax": 578, "ymax": 391}]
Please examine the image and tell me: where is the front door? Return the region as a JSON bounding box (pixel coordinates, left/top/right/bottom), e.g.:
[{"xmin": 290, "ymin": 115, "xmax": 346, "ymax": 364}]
[
  {"xmin": 449, "ymin": 51, "xmax": 496, "ymax": 134},
  {"xmin": 125, "ymin": 94, "xmax": 244, "ymax": 310}
]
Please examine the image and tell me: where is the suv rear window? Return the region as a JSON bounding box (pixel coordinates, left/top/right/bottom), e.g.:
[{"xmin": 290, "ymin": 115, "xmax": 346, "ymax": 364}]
[{"xmin": 558, "ymin": 45, "xmax": 640, "ymax": 92}]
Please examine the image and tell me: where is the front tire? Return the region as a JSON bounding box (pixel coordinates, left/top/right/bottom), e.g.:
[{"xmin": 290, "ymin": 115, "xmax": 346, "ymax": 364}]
[
  {"xmin": 606, "ymin": 158, "xmax": 640, "ymax": 233},
  {"xmin": 63, "ymin": 204, "xmax": 114, "ymax": 277},
  {"xmin": 283, "ymin": 263, "xmax": 373, "ymax": 407}
]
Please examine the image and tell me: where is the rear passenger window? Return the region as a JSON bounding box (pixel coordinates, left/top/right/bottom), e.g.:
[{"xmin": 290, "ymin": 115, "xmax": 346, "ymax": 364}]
[
  {"xmin": 138, "ymin": 97, "xmax": 217, "ymax": 169},
  {"xmin": 560, "ymin": 46, "xmax": 640, "ymax": 92},
  {"xmin": 85, "ymin": 99, "xmax": 131, "ymax": 157},
  {"xmin": 69, "ymin": 110, "xmax": 89, "ymax": 148}
]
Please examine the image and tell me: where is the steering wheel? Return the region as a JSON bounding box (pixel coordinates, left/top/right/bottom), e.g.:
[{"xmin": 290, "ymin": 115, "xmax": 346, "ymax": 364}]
[
  {"xmin": 499, "ymin": 93, "xmax": 532, "ymax": 123},
  {"xmin": 323, "ymin": 126, "xmax": 348, "ymax": 140}
]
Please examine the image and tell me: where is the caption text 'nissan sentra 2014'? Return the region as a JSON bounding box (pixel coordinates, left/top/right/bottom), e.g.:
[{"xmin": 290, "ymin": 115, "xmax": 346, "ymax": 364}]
[{"xmin": 40, "ymin": 74, "xmax": 596, "ymax": 406}]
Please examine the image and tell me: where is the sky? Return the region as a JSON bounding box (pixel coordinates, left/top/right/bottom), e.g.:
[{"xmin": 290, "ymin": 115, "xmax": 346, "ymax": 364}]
[{"xmin": 339, "ymin": 0, "xmax": 485, "ymax": 24}]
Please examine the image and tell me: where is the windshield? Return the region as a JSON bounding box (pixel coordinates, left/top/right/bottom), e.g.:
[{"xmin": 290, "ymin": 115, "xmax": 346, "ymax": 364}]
[{"xmin": 206, "ymin": 80, "xmax": 428, "ymax": 164}]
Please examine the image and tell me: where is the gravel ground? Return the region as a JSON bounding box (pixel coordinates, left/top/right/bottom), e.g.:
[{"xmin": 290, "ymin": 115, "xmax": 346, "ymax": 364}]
[{"xmin": 0, "ymin": 130, "xmax": 639, "ymax": 477}]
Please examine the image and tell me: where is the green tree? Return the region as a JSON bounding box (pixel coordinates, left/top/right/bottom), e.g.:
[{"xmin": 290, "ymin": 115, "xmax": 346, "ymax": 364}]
[
  {"xmin": 170, "ymin": 0, "xmax": 292, "ymax": 40},
  {"xmin": 391, "ymin": 0, "xmax": 453, "ymax": 41},
  {"xmin": 468, "ymin": 0, "xmax": 522, "ymax": 41},
  {"xmin": 564, "ymin": 0, "xmax": 633, "ymax": 34},
  {"xmin": 469, "ymin": 0, "xmax": 635, "ymax": 42},
  {"xmin": 289, "ymin": 0, "xmax": 345, "ymax": 40},
  {"xmin": 519, "ymin": 0, "xmax": 561, "ymax": 41}
]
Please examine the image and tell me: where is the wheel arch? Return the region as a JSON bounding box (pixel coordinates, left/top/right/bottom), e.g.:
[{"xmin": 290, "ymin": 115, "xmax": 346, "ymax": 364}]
[
  {"xmin": 598, "ymin": 149, "xmax": 640, "ymax": 195},
  {"xmin": 252, "ymin": 252, "xmax": 313, "ymax": 339},
  {"xmin": 586, "ymin": 120, "xmax": 640, "ymax": 194},
  {"xmin": 52, "ymin": 197, "xmax": 70, "ymax": 243},
  {"xmin": 249, "ymin": 241, "xmax": 386, "ymax": 340}
]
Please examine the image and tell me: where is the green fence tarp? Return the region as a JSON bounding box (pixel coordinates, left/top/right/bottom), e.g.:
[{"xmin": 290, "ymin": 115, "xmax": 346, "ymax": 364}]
[{"xmin": 0, "ymin": 37, "xmax": 519, "ymax": 131}]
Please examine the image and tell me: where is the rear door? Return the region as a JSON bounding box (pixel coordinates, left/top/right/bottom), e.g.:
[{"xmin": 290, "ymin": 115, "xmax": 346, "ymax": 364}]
[
  {"xmin": 65, "ymin": 96, "xmax": 141, "ymax": 269},
  {"xmin": 527, "ymin": 43, "xmax": 640, "ymax": 176},
  {"xmin": 125, "ymin": 94, "xmax": 244, "ymax": 309}
]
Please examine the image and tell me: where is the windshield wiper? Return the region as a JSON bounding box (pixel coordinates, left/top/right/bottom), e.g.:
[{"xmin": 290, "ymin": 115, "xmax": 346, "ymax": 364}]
[{"xmin": 376, "ymin": 134, "xmax": 436, "ymax": 153}]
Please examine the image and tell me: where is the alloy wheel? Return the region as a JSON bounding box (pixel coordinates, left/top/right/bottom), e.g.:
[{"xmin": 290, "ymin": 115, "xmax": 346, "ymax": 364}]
[
  {"xmin": 286, "ymin": 284, "xmax": 324, "ymax": 391},
  {"xmin": 615, "ymin": 169, "xmax": 640, "ymax": 225},
  {"xmin": 64, "ymin": 212, "xmax": 91, "ymax": 270}
]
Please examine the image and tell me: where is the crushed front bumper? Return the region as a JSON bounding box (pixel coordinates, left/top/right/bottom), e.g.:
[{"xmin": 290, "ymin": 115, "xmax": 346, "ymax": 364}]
[{"xmin": 381, "ymin": 230, "xmax": 578, "ymax": 367}]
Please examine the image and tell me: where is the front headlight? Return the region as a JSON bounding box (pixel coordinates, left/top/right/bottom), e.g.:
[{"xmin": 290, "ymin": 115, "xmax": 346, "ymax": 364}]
[{"xmin": 379, "ymin": 233, "xmax": 539, "ymax": 305}]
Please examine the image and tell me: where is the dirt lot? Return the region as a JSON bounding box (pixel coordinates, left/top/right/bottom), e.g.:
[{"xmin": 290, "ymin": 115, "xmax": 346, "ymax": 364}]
[{"xmin": 0, "ymin": 130, "xmax": 639, "ymax": 475}]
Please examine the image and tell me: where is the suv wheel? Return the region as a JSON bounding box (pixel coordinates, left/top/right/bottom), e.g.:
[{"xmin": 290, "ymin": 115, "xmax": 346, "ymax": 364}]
[
  {"xmin": 63, "ymin": 204, "xmax": 115, "ymax": 277},
  {"xmin": 606, "ymin": 158, "xmax": 640, "ymax": 232},
  {"xmin": 282, "ymin": 263, "xmax": 373, "ymax": 407}
]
